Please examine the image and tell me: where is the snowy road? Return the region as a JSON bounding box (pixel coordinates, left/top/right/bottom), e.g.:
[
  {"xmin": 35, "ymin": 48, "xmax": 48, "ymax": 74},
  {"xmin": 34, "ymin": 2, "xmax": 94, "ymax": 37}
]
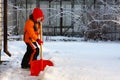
[{"xmin": 0, "ymin": 38, "xmax": 120, "ymax": 80}]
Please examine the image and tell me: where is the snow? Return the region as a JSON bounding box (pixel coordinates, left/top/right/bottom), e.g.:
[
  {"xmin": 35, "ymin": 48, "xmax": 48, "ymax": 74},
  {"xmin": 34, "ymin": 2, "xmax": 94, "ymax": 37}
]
[{"xmin": 1, "ymin": 36, "xmax": 120, "ymax": 80}]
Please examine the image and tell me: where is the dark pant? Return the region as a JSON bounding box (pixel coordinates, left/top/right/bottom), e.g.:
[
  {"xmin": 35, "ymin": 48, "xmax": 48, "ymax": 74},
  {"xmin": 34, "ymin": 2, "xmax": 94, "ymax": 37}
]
[{"xmin": 21, "ymin": 42, "xmax": 39, "ymax": 68}]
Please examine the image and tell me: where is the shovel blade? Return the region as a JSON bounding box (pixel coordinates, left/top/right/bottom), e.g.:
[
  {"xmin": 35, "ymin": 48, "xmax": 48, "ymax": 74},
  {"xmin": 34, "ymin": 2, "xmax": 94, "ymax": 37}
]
[{"xmin": 30, "ymin": 59, "xmax": 54, "ymax": 76}]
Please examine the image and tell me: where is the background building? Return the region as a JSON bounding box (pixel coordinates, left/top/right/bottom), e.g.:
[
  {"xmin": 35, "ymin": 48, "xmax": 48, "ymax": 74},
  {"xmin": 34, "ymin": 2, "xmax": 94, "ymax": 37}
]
[{"xmin": 1, "ymin": 0, "xmax": 120, "ymax": 40}]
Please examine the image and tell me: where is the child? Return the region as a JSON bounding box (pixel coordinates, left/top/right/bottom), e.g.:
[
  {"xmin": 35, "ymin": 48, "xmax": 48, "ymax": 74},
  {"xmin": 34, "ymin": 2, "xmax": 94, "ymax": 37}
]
[{"xmin": 21, "ymin": 7, "xmax": 44, "ymax": 69}]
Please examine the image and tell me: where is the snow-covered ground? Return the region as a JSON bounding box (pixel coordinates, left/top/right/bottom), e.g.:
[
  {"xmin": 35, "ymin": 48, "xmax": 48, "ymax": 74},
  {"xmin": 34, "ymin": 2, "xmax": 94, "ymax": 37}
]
[{"xmin": 1, "ymin": 36, "xmax": 120, "ymax": 80}]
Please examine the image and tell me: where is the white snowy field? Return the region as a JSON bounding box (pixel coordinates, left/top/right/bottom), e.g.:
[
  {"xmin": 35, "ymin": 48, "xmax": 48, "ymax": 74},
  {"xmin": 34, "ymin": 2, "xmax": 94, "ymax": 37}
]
[{"xmin": 1, "ymin": 36, "xmax": 120, "ymax": 80}]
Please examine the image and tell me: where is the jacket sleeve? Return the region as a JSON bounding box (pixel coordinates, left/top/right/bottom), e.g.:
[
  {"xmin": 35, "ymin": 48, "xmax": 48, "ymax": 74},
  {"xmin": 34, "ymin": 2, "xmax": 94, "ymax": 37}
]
[{"xmin": 26, "ymin": 20, "xmax": 38, "ymax": 41}]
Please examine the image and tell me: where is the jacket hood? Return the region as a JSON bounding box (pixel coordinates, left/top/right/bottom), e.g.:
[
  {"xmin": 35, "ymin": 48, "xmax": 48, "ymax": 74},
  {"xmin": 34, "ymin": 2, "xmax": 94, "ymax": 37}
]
[{"xmin": 32, "ymin": 7, "xmax": 44, "ymax": 21}]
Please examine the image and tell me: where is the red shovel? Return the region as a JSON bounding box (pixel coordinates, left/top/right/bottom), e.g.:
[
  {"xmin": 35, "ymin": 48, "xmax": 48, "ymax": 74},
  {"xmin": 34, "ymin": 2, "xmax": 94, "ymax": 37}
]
[{"xmin": 30, "ymin": 22, "xmax": 54, "ymax": 76}]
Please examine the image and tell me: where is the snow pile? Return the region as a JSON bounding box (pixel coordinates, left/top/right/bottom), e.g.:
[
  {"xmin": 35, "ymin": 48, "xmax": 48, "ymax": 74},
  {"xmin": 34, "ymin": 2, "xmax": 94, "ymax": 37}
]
[{"xmin": 0, "ymin": 36, "xmax": 120, "ymax": 80}]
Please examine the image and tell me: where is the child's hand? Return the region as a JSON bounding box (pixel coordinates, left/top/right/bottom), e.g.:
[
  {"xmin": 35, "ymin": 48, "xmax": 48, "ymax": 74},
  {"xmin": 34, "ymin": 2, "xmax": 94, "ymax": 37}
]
[{"xmin": 37, "ymin": 39, "xmax": 43, "ymax": 45}]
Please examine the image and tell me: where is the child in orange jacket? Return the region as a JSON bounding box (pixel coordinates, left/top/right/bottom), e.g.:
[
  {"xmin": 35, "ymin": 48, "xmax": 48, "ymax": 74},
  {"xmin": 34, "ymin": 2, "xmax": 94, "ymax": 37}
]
[{"xmin": 21, "ymin": 8, "xmax": 44, "ymax": 69}]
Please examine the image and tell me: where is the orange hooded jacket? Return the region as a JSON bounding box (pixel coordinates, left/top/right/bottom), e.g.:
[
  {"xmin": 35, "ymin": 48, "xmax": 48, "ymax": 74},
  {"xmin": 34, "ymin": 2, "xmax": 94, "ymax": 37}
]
[
  {"xmin": 24, "ymin": 8, "xmax": 44, "ymax": 43},
  {"xmin": 23, "ymin": 19, "xmax": 41, "ymax": 43}
]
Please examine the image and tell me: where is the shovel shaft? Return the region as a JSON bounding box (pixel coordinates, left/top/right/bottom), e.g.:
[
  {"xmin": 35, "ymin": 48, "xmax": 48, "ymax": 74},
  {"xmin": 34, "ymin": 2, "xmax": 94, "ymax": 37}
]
[
  {"xmin": 40, "ymin": 44, "xmax": 43, "ymax": 59},
  {"xmin": 40, "ymin": 22, "xmax": 43, "ymax": 59}
]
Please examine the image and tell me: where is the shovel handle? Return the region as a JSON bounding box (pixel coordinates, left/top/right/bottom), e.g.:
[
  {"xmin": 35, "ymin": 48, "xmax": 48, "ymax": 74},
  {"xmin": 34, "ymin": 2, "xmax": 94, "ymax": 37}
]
[{"xmin": 40, "ymin": 22, "xmax": 43, "ymax": 59}]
